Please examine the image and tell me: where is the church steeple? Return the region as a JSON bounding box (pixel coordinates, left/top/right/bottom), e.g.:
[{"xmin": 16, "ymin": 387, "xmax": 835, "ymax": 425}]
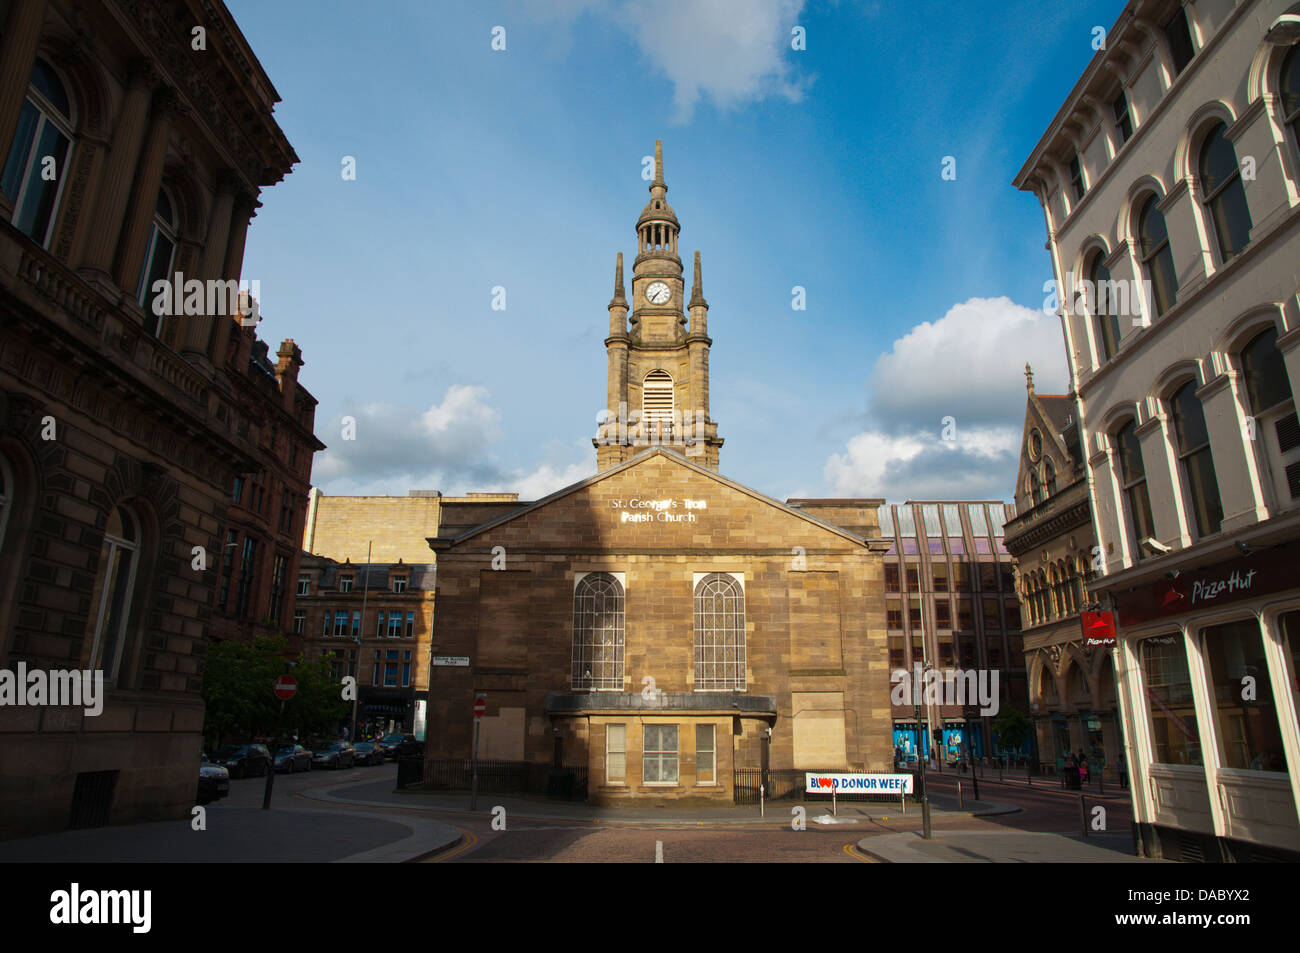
[{"xmin": 596, "ymin": 140, "xmax": 724, "ymax": 472}]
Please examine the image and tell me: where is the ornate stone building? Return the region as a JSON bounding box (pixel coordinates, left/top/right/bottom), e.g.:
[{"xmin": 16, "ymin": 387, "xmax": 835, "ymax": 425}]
[
  {"xmin": 1002, "ymin": 366, "xmax": 1112, "ymax": 777},
  {"xmin": 0, "ymin": 0, "xmax": 312, "ymax": 837},
  {"xmin": 1015, "ymin": 0, "xmax": 1300, "ymax": 859}
]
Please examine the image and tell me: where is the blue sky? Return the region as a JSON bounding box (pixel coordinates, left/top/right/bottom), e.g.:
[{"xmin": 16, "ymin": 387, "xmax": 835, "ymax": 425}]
[{"xmin": 226, "ymin": 0, "xmax": 1125, "ymax": 503}]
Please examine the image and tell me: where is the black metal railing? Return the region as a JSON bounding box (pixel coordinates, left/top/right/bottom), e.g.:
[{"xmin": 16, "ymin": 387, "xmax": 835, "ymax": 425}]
[{"xmin": 398, "ymin": 757, "xmax": 588, "ymax": 801}]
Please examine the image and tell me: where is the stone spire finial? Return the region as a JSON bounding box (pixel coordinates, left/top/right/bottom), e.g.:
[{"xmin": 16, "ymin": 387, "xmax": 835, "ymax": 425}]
[
  {"xmin": 689, "ymin": 250, "xmax": 707, "ymax": 309},
  {"xmin": 611, "ymin": 252, "xmax": 626, "ymax": 306},
  {"xmin": 653, "ymin": 139, "xmax": 664, "ymax": 187},
  {"xmin": 1025, "ymin": 362, "xmax": 1035, "ymax": 394}
]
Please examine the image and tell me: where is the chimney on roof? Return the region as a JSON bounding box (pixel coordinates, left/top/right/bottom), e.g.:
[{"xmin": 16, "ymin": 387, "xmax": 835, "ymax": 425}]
[{"xmin": 276, "ymin": 338, "xmax": 302, "ymax": 412}]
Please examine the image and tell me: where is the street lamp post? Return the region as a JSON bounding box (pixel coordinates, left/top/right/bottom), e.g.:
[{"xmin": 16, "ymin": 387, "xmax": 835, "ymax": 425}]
[{"xmin": 350, "ymin": 540, "xmax": 372, "ymax": 742}]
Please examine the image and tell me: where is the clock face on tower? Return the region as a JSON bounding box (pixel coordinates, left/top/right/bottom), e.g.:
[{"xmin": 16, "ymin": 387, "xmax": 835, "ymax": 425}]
[{"xmin": 644, "ymin": 281, "xmax": 671, "ymax": 305}]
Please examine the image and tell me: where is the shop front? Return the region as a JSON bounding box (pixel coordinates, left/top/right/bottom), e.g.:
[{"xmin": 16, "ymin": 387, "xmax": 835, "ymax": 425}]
[{"xmin": 1109, "ymin": 539, "xmax": 1300, "ymax": 861}]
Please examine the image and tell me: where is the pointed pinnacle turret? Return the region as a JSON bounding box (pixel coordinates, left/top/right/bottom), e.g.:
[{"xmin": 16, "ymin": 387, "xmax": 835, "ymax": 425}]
[
  {"xmin": 1025, "ymin": 362, "xmax": 1035, "ymax": 394},
  {"xmin": 689, "ymin": 250, "xmax": 707, "ymax": 309},
  {"xmin": 610, "ymin": 252, "xmax": 626, "ymax": 308},
  {"xmin": 653, "ymin": 139, "xmax": 665, "ymax": 188}
]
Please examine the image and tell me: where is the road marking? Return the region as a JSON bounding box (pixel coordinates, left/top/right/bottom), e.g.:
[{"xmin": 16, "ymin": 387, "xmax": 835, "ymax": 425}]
[
  {"xmin": 425, "ymin": 826, "xmax": 477, "ymax": 863},
  {"xmin": 843, "ymin": 843, "xmax": 874, "ymax": 863},
  {"xmin": 655, "ymin": 840, "xmax": 663, "ymax": 863}
]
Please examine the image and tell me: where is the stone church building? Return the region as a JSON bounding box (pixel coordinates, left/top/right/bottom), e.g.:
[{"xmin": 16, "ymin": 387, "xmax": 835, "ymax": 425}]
[{"xmin": 424, "ymin": 144, "xmax": 894, "ymax": 802}]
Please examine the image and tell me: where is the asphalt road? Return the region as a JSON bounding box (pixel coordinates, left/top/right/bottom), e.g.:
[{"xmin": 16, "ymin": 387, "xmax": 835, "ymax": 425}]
[{"xmin": 219, "ymin": 761, "xmax": 1139, "ymax": 863}]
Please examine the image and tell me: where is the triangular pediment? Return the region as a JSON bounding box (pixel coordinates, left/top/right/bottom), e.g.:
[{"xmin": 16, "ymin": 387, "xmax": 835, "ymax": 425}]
[{"xmin": 430, "ymin": 448, "xmax": 870, "ymax": 553}]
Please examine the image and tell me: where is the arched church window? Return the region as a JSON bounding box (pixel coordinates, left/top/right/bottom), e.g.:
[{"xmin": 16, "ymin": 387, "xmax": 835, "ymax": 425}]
[
  {"xmin": 642, "ymin": 370, "xmax": 674, "ymax": 424},
  {"xmin": 571, "ymin": 572, "xmax": 624, "ymax": 691},
  {"xmin": 694, "ymin": 573, "xmax": 745, "ymax": 690}
]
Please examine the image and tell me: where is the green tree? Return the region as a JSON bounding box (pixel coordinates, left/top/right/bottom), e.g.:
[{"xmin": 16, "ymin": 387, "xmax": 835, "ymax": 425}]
[
  {"xmin": 202, "ymin": 635, "xmax": 347, "ymax": 748},
  {"xmin": 992, "ymin": 707, "xmax": 1032, "ymax": 757}
]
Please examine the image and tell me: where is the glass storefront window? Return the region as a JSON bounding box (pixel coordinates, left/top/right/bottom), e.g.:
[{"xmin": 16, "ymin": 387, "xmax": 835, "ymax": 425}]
[
  {"xmin": 1284, "ymin": 611, "xmax": 1300, "ymax": 734},
  {"xmin": 1141, "ymin": 634, "xmax": 1201, "ymax": 766},
  {"xmin": 1203, "ymin": 619, "xmax": 1288, "ymax": 773}
]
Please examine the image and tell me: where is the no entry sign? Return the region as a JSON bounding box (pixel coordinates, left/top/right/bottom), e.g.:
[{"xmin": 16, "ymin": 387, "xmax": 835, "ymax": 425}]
[
  {"xmin": 273, "ymin": 675, "xmax": 297, "ymax": 701},
  {"xmin": 473, "ymin": 694, "xmax": 486, "ymax": 719}
]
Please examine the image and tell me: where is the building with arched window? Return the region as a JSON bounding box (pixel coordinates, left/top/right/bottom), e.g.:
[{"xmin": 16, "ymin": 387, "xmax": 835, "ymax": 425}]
[
  {"xmin": 419, "ymin": 146, "xmax": 895, "ymax": 802},
  {"xmin": 0, "ymin": 0, "xmax": 320, "ymax": 839},
  {"xmin": 1015, "ymin": 0, "xmax": 1300, "ymax": 861},
  {"xmin": 1004, "ymin": 366, "xmax": 1108, "ymax": 779}
]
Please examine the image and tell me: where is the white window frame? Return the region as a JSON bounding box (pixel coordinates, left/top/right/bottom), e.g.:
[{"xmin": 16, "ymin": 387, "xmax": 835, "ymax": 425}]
[
  {"xmin": 392, "ymin": 576, "xmax": 407, "ymax": 594},
  {"xmin": 642, "ymin": 723, "xmax": 679, "ymax": 786},
  {"xmin": 692, "ymin": 572, "xmax": 746, "ymax": 691},
  {"xmin": 88, "ymin": 508, "xmax": 140, "ymax": 687},
  {"xmin": 696, "ymin": 723, "xmax": 716, "ymax": 784},
  {"xmin": 338, "ymin": 575, "xmax": 353, "ymax": 593},
  {"xmin": 606, "ymin": 723, "xmax": 626, "ymax": 784},
  {"xmin": 571, "ymin": 571, "xmax": 626, "ymax": 691},
  {"xmin": 297, "ymin": 574, "xmax": 311, "ymax": 596},
  {"xmin": 6, "ymin": 61, "xmax": 76, "ymax": 249}
]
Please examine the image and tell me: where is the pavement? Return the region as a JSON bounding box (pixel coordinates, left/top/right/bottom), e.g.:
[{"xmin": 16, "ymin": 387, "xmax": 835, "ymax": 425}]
[
  {"xmin": 854, "ymin": 829, "xmax": 1162, "ymax": 863},
  {"xmin": 0, "ymin": 777, "xmax": 462, "ymax": 864}
]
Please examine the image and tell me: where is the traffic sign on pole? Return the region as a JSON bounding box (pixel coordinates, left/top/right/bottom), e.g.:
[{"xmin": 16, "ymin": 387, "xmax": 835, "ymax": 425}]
[
  {"xmin": 473, "ymin": 693, "xmax": 486, "ymax": 720},
  {"xmin": 273, "ymin": 675, "xmax": 297, "ymax": 701}
]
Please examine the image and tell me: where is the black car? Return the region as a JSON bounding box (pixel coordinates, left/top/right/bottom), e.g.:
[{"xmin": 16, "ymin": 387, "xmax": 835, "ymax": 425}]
[
  {"xmin": 211, "ymin": 743, "xmax": 272, "ymax": 778},
  {"xmin": 273, "ymin": 743, "xmax": 313, "ymax": 773},
  {"xmin": 197, "ymin": 753, "xmax": 230, "ymax": 804},
  {"xmin": 311, "ymin": 742, "xmax": 355, "ymax": 769},
  {"xmin": 377, "ymin": 732, "xmax": 418, "ymax": 761},
  {"xmin": 352, "ymin": 742, "xmax": 385, "ymax": 766}
]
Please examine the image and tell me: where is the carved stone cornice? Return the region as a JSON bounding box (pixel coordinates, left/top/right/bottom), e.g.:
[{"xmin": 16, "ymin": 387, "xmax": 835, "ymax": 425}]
[{"xmin": 118, "ymin": 0, "xmax": 295, "ymax": 189}]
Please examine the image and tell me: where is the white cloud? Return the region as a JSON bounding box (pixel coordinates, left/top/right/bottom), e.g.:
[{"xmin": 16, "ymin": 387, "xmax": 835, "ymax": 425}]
[
  {"xmin": 313, "ymin": 385, "xmax": 501, "ymax": 486},
  {"xmin": 520, "ymin": 0, "xmax": 812, "ymax": 119},
  {"xmin": 510, "ymin": 460, "xmax": 595, "ymax": 499},
  {"xmin": 825, "ymin": 296, "xmax": 1069, "ymax": 501},
  {"xmin": 825, "ymin": 431, "xmax": 925, "ymax": 495},
  {"xmin": 869, "ymin": 296, "xmax": 1069, "ymax": 430}
]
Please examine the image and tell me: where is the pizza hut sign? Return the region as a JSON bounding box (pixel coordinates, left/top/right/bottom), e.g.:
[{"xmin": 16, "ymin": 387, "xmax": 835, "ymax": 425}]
[
  {"xmin": 1190, "ymin": 568, "xmax": 1257, "ymax": 605},
  {"xmin": 1080, "ymin": 611, "xmax": 1116, "ymax": 647},
  {"xmin": 1117, "ymin": 545, "xmax": 1291, "ymax": 627}
]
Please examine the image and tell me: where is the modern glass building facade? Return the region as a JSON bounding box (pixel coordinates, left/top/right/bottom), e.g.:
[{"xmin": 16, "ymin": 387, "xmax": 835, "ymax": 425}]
[{"xmin": 876, "ymin": 501, "xmax": 1028, "ymax": 763}]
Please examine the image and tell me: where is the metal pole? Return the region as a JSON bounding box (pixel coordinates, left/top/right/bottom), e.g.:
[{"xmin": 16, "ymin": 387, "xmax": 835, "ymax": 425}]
[
  {"xmin": 351, "ymin": 541, "xmax": 371, "ymax": 742},
  {"xmin": 759, "ymin": 783, "xmax": 765, "ymax": 818},
  {"xmin": 957, "ymin": 781, "xmax": 963, "ymax": 811},
  {"xmin": 1079, "ymin": 793, "xmax": 1088, "ymax": 839},
  {"xmin": 967, "ymin": 737, "xmax": 980, "ymax": 801},
  {"xmin": 916, "ymin": 705, "xmax": 931, "ymax": 839},
  {"xmin": 832, "ymin": 780, "xmax": 837, "ymax": 817},
  {"xmin": 469, "ymin": 716, "xmax": 481, "ymax": 810},
  {"xmin": 262, "ymin": 698, "xmax": 284, "ymax": 810}
]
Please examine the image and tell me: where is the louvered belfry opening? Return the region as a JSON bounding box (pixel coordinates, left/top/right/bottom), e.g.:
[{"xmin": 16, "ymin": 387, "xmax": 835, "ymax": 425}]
[{"xmin": 642, "ymin": 370, "xmax": 674, "ymax": 424}]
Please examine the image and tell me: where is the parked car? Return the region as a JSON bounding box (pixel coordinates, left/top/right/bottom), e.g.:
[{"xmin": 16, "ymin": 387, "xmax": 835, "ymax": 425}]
[
  {"xmin": 378, "ymin": 732, "xmax": 419, "ymax": 761},
  {"xmin": 273, "ymin": 743, "xmax": 313, "ymax": 773},
  {"xmin": 211, "ymin": 743, "xmax": 272, "ymax": 778},
  {"xmin": 311, "ymin": 741, "xmax": 355, "ymax": 770},
  {"xmin": 352, "ymin": 742, "xmax": 385, "ymax": 766},
  {"xmin": 197, "ymin": 753, "xmax": 230, "ymax": 804}
]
